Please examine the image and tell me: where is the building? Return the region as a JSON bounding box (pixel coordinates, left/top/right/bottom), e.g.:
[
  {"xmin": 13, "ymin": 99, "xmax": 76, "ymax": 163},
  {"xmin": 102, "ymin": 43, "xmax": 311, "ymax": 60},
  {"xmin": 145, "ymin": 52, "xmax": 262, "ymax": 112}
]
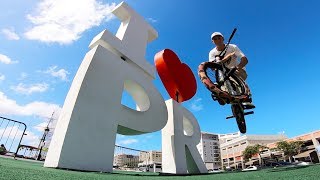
[
  {"xmin": 218, "ymin": 131, "xmax": 241, "ymax": 144},
  {"xmin": 113, "ymin": 154, "xmax": 139, "ymax": 167},
  {"xmin": 267, "ymin": 130, "xmax": 320, "ymax": 163},
  {"xmin": 197, "ymin": 132, "xmax": 221, "ymax": 170},
  {"xmin": 138, "ymin": 150, "xmax": 162, "ymax": 172},
  {"xmin": 220, "ymin": 134, "xmax": 287, "ymax": 169},
  {"xmin": 139, "ymin": 150, "xmax": 162, "ymax": 164}
]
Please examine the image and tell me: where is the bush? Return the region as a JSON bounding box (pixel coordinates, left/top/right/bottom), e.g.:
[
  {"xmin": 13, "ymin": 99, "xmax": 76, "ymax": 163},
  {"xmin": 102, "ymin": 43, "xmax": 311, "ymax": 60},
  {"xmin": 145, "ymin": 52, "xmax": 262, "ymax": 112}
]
[{"xmin": 0, "ymin": 146, "xmax": 7, "ymax": 155}]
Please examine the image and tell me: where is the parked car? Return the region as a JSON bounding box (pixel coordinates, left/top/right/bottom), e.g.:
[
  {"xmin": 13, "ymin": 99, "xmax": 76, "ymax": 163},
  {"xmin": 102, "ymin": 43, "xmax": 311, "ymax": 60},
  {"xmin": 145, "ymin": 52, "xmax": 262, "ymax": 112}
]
[
  {"xmin": 296, "ymin": 161, "xmax": 312, "ymax": 166},
  {"xmin": 278, "ymin": 162, "xmax": 292, "ymax": 166},
  {"xmin": 242, "ymin": 166, "xmax": 258, "ymax": 172},
  {"xmin": 276, "ymin": 161, "xmax": 295, "ymax": 167},
  {"xmin": 208, "ymin": 168, "xmax": 223, "ymax": 173},
  {"xmin": 265, "ymin": 162, "xmax": 283, "ymax": 167}
]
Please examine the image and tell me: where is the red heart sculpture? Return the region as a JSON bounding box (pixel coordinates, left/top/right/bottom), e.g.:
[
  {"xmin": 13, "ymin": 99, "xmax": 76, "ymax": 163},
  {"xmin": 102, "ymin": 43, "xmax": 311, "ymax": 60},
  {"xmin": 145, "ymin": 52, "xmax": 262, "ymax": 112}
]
[{"xmin": 154, "ymin": 49, "xmax": 197, "ymax": 102}]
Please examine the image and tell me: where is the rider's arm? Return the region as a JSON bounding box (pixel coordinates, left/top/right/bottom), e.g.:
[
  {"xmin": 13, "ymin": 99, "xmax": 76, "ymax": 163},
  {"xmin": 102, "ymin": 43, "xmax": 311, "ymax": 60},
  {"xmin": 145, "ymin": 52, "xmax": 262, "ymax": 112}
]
[
  {"xmin": 233, "ymin": 45, "xmax": 248, "ymax": 69},
  {"xmin": 220, "ymin": 52, "xmax": 235, "ymax": 63},
  {"xmin": 237, "ymin": 56, "xmax": 248, "ymax": 69}
]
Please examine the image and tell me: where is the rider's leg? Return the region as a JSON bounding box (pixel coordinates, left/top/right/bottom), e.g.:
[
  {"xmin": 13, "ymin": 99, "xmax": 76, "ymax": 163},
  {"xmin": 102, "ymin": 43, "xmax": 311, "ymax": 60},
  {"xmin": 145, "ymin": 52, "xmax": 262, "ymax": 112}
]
[{"xmin": 212, "ymin": 69, "xmax": 227, "ymax": 105}]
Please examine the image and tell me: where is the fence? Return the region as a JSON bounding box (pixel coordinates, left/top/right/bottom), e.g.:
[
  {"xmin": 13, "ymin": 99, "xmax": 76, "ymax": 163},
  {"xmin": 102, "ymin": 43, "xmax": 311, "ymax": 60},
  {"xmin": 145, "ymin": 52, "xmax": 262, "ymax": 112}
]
[
  {"xmin": 0, "ymin": 115, "xmax": 163, "ymax": 172},
  {"xmin": 0, "ymin": 116, "xmax": 27, "ymax": 156}
]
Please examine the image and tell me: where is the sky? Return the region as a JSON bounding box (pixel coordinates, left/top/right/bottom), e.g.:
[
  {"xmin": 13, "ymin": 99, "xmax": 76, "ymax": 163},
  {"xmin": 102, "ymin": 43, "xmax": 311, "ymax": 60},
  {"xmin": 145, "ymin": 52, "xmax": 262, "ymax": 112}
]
[{"xmin": 0, "ymin": 0, "xmax": 320, "ymax": 152}]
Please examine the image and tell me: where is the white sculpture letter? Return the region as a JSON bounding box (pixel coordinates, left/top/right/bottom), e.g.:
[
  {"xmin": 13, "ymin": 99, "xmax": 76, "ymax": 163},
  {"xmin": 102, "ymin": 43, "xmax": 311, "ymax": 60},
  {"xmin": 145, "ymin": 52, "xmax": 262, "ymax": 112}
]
[
  {"xmin": 44, "ymin": 2, "xmax": 167, "ymax": 172},
  {"xmin": 162, "ymin": 99, "xmax": 207, "ymax": 174}
]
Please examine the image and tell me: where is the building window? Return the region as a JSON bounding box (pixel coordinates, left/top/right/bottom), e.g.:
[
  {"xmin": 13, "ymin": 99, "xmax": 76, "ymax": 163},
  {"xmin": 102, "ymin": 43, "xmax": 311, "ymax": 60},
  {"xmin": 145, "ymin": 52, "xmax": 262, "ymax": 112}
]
[{"xmin": 240, "ymin": 142, "xmax": 247, "ymax": 145}]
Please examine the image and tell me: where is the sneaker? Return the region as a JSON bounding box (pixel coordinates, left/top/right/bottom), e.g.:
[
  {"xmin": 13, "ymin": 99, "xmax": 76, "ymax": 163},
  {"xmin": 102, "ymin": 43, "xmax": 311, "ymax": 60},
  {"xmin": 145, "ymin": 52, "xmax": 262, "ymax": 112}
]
[{"xmin": 242, "ymin": 102, "xmax": 255, "ymax": 109}]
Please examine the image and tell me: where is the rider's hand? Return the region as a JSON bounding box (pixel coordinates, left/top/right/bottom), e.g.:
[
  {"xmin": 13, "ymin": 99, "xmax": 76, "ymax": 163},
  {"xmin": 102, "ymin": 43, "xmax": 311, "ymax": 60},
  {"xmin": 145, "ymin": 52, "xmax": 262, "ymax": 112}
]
[
  {"xmin": 236, "ymin": 65, "xmax": 244, "ymax": 70},
  {"xmin": 222, "ymin": 52, "xmax": 236, "ymax": 62}
]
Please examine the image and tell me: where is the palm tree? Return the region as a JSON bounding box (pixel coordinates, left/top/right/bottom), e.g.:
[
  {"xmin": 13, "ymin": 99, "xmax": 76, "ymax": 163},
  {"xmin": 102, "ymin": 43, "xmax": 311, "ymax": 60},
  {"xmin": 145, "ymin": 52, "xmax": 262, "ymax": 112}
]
[{"xmin": 276, "ymin": 140, "xmax": 304, "ymax": 163}]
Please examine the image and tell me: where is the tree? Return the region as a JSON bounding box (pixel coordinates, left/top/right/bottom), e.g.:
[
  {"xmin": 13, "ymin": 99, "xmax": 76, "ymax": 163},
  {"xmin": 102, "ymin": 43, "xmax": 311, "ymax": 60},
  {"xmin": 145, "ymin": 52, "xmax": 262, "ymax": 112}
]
[
  {"xmin": 276, "ymin": 140, "xmax": 304, "ymax": 163},
  {"xmin": 243, "ymin": 145, "xmax": 258, "ymax": 161},
  {"xmin": 255, "ymin": 144, "xmax": 268, "ymax": 166},
  {"xmin": 0, "ymin": 146, "xmax": 6, "ymax": 155},
  {"xmin": 242, "ymin": 144, "xmax": 268, "ymax": 166},
  {"xmin": 0, "ymin": 144, "xmax": 7, "ymax": 155}
]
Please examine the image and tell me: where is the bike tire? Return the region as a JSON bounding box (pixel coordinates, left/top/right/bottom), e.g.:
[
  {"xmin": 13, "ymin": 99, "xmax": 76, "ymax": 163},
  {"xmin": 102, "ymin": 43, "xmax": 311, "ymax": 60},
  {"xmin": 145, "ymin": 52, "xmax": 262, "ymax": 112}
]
[{"xmin": 231, "ymin": 104, "xmax": 246, "ymax": 133}]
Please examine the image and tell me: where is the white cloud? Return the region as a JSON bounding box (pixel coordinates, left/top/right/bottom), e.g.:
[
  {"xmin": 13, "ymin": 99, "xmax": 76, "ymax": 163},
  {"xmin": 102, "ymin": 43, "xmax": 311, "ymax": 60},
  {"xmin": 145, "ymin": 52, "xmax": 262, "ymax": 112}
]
[
  {"xmin": 33, "ymin": 122, "xmax": 48, "ymax": 132},
  {"xmin": 0, "ymin": 53, "xmax": 18, "ymax": 64},
  {"xmin": 0, "ymin": 91, "xmax": 61, "ymax": 119},
  {"xmin": 0, "ymin": 126, "xmax": 21, "ymax": 141},
  {"xmin": 23, "ymin": 130, "xmax": 41, "ymax": 147},
  {"xmin": 24, "ymin": 0, "xmax": 116, "ymax": 44},
  {"xmin": 18, "ymin": 73, "xmax": 28, "ymax": 80},
  {"xmin": 147, "ymin": 17, "xmax": 157, "ymax": 23},
  {"xmin": 33, "ymin": 117, "xmax": 57, "ymax": 133},
  {"xmin": 43, "ymin": 66, "xmax": 69, "ymax": 81},
  {"xmin": 11, "ymin": 83, "xmax": 49, "ymax": 95},
  {"xmin": 118, "ymin": 138, "xmax": 138, "ymax": 145},
  {"xmin": 190, "ymin": 98, "xmax": 203, "ymax": 112},
  {"xmin": 1, "ymin": 28, "xmax": 20, "ymax": 40},
  {"xmin": 0, "ymin": 74, "xmax": 5, "ymax": 81}
]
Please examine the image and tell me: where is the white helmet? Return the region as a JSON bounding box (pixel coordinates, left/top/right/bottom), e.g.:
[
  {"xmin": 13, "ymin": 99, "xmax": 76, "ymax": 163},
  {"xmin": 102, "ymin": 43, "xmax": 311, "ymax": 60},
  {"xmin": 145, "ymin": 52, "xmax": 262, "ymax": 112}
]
[{"xmin": 211, "ymin": 32, "xmax": 224, "ymax": 39}]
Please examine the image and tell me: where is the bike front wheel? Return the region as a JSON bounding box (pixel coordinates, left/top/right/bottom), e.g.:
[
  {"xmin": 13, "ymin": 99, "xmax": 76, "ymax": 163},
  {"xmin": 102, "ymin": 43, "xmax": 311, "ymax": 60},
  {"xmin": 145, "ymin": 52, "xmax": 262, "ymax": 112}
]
[{"xmin": 231, "ymin": 104, "xmax": 246, "ymax": 133}]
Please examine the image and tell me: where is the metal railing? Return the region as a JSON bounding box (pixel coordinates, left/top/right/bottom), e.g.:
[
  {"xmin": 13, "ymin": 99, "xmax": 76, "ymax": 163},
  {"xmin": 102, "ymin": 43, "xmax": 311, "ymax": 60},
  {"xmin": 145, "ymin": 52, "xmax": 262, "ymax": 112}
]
[{"xmin": 0, "ymin": 116, "xmax": 27, "ymax": 157}]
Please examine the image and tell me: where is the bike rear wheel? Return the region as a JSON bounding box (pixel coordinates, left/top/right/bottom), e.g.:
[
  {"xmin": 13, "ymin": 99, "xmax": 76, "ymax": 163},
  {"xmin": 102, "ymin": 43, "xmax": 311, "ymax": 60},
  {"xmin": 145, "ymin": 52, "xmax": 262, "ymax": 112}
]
[{"xmin": 231, "ymin": 104, "xmax": 246, "ymax": 133}]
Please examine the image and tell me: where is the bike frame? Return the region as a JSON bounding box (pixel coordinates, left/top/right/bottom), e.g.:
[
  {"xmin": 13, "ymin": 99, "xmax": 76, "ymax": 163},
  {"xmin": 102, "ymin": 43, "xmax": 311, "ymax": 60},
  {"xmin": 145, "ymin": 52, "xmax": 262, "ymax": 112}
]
[{"xmin": 216, "ymin": 63, "xmax": 240, "ymax": 100}]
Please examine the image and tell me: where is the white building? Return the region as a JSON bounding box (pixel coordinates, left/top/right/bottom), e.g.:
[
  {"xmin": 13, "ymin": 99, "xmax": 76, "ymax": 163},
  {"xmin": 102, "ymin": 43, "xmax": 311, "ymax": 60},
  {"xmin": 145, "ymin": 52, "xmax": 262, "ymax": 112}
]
[
  {"xmin": 139, "ymin": 150, "xmax": 162, "ymax": 164},
  {"xmin": 113, "ymin": 154, "xmax": 139, "ymax": 167},
  {"xmin": 197, "ymin": 132, "xmax": 221, "ymax": 170},
  {"xmin": 218, "ymin": 131, "xmax": 241, "ymax": 144},
  {"xmin": 220, "ymin": 134, "xmax": 287, "ymax": 169},
  {"xmin": 138, "ymin": 150, "xmax": 162, "ymax": 172}
]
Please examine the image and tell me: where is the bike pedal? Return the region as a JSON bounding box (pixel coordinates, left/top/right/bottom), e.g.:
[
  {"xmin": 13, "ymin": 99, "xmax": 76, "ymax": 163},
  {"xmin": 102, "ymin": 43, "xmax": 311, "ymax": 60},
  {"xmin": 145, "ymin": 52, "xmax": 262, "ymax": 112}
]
[{"xmin": 244, "ymin": 111, "xmax": 254, "ymax": 116}]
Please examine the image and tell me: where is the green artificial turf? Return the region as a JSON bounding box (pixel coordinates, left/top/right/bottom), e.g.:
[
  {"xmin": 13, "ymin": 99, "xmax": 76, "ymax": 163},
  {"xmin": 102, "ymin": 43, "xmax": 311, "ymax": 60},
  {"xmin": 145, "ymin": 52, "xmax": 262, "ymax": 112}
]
[{"xmin": 0, "ymin": 156, "xmax": 319, "ymax": 180}]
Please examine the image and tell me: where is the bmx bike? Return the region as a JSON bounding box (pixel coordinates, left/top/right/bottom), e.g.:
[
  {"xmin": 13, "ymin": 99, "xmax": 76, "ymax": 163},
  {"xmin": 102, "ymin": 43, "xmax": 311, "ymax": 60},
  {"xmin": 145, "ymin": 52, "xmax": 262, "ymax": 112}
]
[{"xmin": 198, "ymin": 60, "xmax": 254, "ymax": 133}]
